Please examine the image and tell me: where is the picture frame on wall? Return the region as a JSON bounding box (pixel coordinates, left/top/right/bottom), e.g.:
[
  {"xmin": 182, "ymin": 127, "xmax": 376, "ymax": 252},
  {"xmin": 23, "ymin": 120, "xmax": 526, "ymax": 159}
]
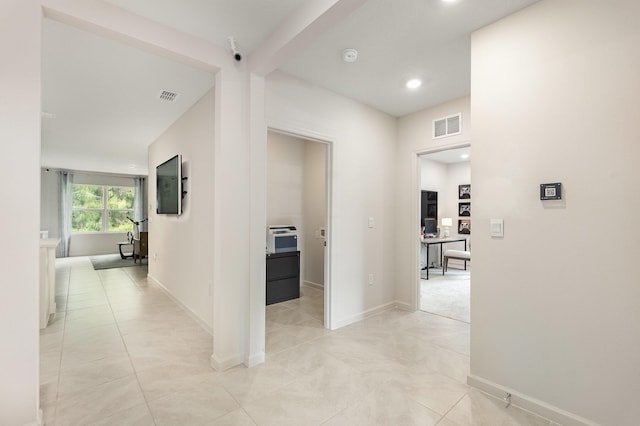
[
  {"xmin": 458, "ymin": 219, "xmax": 471, "ymax": 234},
  {"xmin": 459, "ymin": 184, "xmax": 471, "ymax": 199},
  {"xmin": 459, "ymin": 202, "xmax": 471, "ymax": 216}
]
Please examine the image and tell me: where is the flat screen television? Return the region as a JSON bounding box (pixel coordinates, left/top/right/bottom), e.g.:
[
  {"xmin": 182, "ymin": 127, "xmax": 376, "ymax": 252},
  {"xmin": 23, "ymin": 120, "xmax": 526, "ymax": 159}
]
[{"xmin": 156, "ymin": 154, "xmax": 182, "ymax": 215}]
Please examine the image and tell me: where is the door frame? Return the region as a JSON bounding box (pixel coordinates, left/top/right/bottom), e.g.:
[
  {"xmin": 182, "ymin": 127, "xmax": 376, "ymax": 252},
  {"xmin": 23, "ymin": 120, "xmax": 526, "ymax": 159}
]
[
  {"xmin": 413, "ymin": 143, "xmax": 471, "ymax": 312},
  {"xmin": 267, "ymin": 124, "xmax": 334, "ymax": 329}
]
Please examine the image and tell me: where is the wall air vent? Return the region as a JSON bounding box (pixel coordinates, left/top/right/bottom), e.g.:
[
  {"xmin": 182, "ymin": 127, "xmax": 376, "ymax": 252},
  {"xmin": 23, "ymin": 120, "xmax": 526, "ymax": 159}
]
[
  {"xmin": 433, "ymin": 113, "xmax": 462, "ymax": 139},
  {"xmin": 158, "ymin": 90, "xmax": 180, "ymax": 102}
]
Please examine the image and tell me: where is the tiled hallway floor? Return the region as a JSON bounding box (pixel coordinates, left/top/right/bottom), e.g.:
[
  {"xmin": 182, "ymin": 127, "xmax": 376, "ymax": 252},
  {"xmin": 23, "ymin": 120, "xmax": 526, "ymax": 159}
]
[{"xmin": 40, "ymin": 257, "xmax": 556, "ymax": 425}]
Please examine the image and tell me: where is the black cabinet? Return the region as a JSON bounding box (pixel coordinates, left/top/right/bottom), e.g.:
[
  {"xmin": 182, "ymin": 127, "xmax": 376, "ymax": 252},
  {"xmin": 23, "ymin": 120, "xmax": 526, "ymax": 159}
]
[
  {"xmin": 266, "ymin": 251, "xmax": 300, "ymax": 305},
  {"xmin": 421, "ymin": 190, "xmax": 438, "ymax": 225}
]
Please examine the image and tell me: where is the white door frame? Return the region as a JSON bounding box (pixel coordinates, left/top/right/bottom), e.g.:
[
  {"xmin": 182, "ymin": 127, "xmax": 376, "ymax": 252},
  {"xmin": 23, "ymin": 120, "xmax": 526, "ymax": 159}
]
[
  {"xmin": 267, "ymin": 124, "xmax": 334, "ymax": 329},
  {"xmin": 413, "ymin": 143, "xmax": 471, "ymax": 312}
]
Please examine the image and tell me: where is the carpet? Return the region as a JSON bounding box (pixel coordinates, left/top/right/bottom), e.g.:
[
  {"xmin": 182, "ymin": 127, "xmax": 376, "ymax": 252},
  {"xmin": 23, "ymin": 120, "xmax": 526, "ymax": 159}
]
[
  {"xmin": 90, "ymin": 254, "xmax": 147, "ymax": 270},
  {"xmin": 420, "ymin": 268, "xmax": 470, "ymax": 323}
]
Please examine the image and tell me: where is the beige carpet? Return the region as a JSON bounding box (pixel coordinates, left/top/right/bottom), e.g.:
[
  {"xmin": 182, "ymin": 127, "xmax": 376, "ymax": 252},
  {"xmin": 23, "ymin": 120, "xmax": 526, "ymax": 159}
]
[{"xmin": 420, "ymin": 267, "xmax": 470, "ymax": 323}]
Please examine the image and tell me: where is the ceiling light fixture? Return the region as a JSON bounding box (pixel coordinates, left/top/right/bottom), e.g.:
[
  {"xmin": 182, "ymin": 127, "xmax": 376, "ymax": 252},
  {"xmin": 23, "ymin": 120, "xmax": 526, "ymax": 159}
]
[
  {"xmin": 342, "ymin": 48, "xmax": 358, "ymax": 63},
  {"xmin": 461, "ymin": 153, "xmax": 470, "ymax": 159},
  {"xmin": 406, "ymin": 78, "xmax": 422, "ymax": 90}
]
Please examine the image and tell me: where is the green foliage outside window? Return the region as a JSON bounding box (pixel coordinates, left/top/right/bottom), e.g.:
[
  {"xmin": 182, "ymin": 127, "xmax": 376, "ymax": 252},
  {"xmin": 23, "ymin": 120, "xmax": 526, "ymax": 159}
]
[{"xmin": 71, "ymin": 184, "xmax": 136, "ymax": 233}]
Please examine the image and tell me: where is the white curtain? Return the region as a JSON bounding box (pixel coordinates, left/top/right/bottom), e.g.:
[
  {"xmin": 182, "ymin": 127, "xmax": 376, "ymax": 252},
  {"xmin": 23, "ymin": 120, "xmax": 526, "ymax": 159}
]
[
  {"xmin": 134, "ymin": 177, "xmax": 147, "ymax": 232},
  {"xmin": 57, "ymin": 171, "xmax": 72, "ymax": 257}
]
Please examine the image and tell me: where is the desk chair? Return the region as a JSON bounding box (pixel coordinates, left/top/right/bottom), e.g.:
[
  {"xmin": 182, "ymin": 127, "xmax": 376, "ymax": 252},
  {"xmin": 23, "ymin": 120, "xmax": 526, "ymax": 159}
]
[{"xmin": 443, "ymin": 249, "xmax": 471, "ymax": 274}]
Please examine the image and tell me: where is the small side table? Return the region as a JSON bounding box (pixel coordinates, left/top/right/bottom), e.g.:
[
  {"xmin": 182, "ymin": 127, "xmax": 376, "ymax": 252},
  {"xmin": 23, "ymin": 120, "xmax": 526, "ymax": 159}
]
[{"xmin": 117, "ymin": 241, "xmax": 134, "ymax": 259}]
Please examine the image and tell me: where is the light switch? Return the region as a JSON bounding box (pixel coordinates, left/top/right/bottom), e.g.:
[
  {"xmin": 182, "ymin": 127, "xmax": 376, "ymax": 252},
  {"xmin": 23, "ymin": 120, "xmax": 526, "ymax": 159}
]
[
  {"xmin": 368, "ymin": 217, "xmax": 374, "ymax": 228},
  {"xmin": 490, "ymin": 219, "xmax": 504, "ymax": 238}
]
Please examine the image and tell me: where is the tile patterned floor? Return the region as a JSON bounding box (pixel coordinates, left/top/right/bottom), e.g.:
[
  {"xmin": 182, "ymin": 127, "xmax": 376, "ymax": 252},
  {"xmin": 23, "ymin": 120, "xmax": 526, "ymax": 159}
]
[{"xmin": 40, "ymin": 257, "xmax": 556, "ymax": 425}]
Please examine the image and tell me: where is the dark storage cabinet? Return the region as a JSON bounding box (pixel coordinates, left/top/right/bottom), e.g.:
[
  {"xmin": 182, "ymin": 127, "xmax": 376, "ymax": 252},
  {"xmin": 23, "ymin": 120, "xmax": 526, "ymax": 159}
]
[
  {"xmin": 421, "ymin": 190, "xmax": 438, "ymax": 224},
  {"xmin": 266, "ymin": 251, "xmax": 300, "ymax": 305}
]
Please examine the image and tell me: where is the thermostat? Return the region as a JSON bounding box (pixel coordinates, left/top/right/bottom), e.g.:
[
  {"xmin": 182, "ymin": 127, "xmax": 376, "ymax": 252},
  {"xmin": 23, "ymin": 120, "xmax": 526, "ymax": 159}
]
[{"xmin": 540, "ymin": 183, "xmax": 562, "ymax": 200}]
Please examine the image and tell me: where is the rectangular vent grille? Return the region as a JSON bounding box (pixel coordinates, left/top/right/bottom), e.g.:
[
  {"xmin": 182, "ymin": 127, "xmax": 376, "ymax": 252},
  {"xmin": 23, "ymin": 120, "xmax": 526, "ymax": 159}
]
[
  {"xmin": 433, "ymin": 113, "xmax": 462, "ymax": 139},
  {"xmin": 158, "ymin": 90, "xmax": 180, "ymax": 102}
]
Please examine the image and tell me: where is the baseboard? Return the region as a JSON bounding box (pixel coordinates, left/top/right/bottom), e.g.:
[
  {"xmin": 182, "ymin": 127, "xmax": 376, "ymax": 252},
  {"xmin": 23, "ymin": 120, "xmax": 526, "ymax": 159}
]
[
  {"xmin": 393, "ymin": 301, "xmax": 413, "ymax": 312},
  {"xmin": 302, "ymin": 280, "xmax": 324, "ymax": 290},
  {"xmin": 147, "ymin": 274, "xmax": 213, "ymax": 336},
  {"xmin": 211, "ymin": 352, "xmax": 245, "ymax": 371},
  {"xmin": 24, "ymin": 409, "xmax": 43, "ymax": 426},
  {"xmin": 245, "ymin": 351, "xmax": 266, "ymax": 368},
  {"xmin": 467, "ymin": 375, "xmax": 598, "ymax": 426},
  {"xmin": 332, "ymin": 301, "xmax": 397, "ymax": 329}
]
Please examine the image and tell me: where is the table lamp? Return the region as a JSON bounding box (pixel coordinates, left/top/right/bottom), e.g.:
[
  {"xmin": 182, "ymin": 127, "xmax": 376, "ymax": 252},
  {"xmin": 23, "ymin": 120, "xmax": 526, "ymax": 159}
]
[{"xmin": 441, "ymin": 218, "xmax": 453, "ymax": 237}]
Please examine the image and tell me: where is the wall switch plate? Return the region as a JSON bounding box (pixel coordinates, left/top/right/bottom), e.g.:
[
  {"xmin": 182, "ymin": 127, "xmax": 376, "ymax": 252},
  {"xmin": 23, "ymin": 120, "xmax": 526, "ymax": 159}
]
[
  {"xmin": 368, "ymin": 217, "xmax": 374, "ymax": 228},
  {"xmin": 490, "ymin": 219, "xmax": 504, "ymax": 238}
]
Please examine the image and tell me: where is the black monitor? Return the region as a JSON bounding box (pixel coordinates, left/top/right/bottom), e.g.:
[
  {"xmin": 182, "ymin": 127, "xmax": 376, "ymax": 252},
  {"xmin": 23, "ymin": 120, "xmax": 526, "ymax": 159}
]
[{"xmin": 423, "ymin": 218, "xmax": 438, "ymax": 236}]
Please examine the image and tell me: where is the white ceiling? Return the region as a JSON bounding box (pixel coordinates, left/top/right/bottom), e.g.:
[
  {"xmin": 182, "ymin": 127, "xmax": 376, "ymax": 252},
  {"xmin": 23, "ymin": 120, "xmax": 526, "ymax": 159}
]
[
  {"xmin": 41, "ymin": 19, "xmax": 215, "ymax": 175},
  {"xmin": 422, "ymin": 146, "xmax": 471, "ymax": 164},
  {"xmin": 41, "ymin": 0, "xmax": 539, "ymax": 175}
]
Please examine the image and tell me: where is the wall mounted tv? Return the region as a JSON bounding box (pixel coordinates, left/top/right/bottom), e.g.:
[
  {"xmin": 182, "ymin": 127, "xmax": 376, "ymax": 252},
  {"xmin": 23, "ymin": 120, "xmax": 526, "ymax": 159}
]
[{"xmin": 156, "ymin": 154, "xmax": 183, "ymax": 215}]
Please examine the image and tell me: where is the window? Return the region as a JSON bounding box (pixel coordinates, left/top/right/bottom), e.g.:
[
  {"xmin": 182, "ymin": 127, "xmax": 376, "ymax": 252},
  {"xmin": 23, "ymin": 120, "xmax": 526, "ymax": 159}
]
[{"xmin": 71, "ymin": 184, "xmax": 136, "ymax": 233}]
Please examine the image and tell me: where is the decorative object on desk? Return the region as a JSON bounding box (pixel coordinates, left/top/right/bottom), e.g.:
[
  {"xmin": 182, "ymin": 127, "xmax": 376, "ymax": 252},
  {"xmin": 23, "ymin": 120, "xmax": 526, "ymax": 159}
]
[
  {"xmin": 459, "ymin": 184, "xmax": 471, "ymax": 199},
  {"xmin": 458, "ymin": 202, "xmax": 471, "ymax": 216},
  {"xmin": 458, "ymin": 219, "xmax": 471, "ymax": 234},
  {"xmin": 441, "ymin": 217, "xmax": 453, "ymax": 237},
  {"xmin": 127, "ymin": 216, "xmax": 148, "ymax": 239},
  {"xmin": 539, "ymin": 182, "xmax": 562, "ymax": 200}
]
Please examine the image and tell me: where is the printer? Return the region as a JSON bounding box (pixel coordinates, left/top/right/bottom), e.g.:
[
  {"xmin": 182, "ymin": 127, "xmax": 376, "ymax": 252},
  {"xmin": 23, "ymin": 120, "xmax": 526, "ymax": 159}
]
[{"xmin": 266, "ymin": 225, "xmax": 298, "ymax": 253}]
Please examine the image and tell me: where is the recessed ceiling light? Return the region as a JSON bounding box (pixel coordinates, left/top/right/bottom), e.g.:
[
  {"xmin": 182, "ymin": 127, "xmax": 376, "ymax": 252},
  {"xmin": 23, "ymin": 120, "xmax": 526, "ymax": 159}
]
[
  {"xmin": 461, "ymin": 153, "xmax": 470, "ymax": 159},
  {"xmin": 406, "ymin": 79, "xmax": 422, "ymax": 90},
  {"xmin": 342, "ymin": 48, "xmax": 358, "ymax": 63},
  {"xmin": 442, "ymin": 0, "xmax": 461, "ymax": 4}
]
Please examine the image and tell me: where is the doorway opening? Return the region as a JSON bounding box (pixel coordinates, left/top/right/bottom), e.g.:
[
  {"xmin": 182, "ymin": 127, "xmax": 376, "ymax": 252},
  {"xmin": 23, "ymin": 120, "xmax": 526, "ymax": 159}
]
[
  {"xmin": 265, "ymin": 129, "xmax": 332, "ymax": 353},
  {"xmin": 417, "ymin": 146, "xmax": 471, "ymax": 323}
]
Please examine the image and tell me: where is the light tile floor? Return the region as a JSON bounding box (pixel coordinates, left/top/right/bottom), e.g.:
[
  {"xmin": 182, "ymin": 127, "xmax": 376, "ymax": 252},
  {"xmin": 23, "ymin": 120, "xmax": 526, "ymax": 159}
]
[{"xmin": 41, "ymin": 257, "xmax": 557, "ymax": 425}]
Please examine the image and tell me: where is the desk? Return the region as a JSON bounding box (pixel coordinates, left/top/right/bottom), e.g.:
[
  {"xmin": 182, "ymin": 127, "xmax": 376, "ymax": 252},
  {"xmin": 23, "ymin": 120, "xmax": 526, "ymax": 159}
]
[{"xmin": 421, "ymin": 237, "xmax": 467, "ymax": 279}]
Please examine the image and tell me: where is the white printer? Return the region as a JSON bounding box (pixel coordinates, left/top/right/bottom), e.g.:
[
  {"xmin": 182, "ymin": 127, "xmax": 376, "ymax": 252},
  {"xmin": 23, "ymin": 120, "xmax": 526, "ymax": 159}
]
[{"xmin": 266, "ymin": 225, "xmax": 298, "ymax": 253}]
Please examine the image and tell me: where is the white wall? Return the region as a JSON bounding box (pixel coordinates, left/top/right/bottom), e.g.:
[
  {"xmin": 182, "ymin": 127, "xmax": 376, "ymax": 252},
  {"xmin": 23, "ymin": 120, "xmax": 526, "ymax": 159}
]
[
  {"xmin": 266, "ymin": 71, "xmax": 397, "ymax": 327},
  {"xmin": 40, "ymin": 169, "xmax": 59, "ymax": 241},
  {"xmin": 148, "ymin": 89, "xmax": 215, "ymax": 331},
  {"xmin": 470, "ymin": 1, "xmax": 640, "ymax": 424},
  {"xmin": 266, "ymin": 132, "xmax": 305, "ymax": 232},
  {"xmin": 0, "ymin": 1, "xmax": 41, "ymax": 424},
  {"xmin": 396, "ymin": 96, "xmax": 471, "ymax": 307}
]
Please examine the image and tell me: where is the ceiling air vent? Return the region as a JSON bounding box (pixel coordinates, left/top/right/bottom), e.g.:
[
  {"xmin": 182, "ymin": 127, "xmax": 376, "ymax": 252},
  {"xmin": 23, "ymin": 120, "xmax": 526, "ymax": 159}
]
[
  {"xmin": 433, "ymin": 113, "xmax": 462, "ymax": 139},
  {"xmin": 158, "ymin": 90, "xmax": 180, "ymax": 102}
]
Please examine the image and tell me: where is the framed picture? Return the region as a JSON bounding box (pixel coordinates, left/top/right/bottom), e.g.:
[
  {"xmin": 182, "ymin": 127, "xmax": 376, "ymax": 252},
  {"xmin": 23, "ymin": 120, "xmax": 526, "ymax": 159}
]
[
  {"xmin": 458, "ymin": 219, "xmax": 471, "ymax": 234},
  {"xmin": 459, "ymin": 202, "xmax": 471, "ymax": 216},
  {"xmin": 459, "ymin": 184, "xmax": 471, "ymax": 199}
]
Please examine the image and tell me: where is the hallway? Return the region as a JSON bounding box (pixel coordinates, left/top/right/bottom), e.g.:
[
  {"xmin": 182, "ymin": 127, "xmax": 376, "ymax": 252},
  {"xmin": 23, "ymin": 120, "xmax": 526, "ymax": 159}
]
[{"xmin": 40, "ymin": 257, "xmax": 553, "ymax": 425}]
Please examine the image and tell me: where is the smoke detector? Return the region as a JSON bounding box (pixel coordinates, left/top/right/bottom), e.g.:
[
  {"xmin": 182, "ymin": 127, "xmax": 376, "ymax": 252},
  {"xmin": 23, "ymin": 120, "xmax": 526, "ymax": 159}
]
[{"xmin": 342, "ymin": 48, "xmax": 358, "ymax": 63}]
